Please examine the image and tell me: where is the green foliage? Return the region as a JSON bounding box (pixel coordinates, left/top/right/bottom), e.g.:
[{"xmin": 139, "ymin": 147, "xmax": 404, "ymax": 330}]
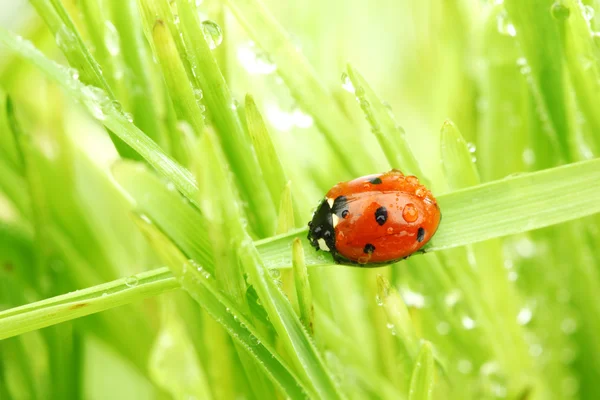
[{"xmin": 0, "ymin": 0, "xmax": 599, "ymax": 399}]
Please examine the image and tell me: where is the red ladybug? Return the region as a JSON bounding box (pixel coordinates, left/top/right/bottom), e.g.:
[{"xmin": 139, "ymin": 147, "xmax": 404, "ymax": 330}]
[{"xmin": 307, "ymin": 170, "xmax": 441, "ymax": 265}]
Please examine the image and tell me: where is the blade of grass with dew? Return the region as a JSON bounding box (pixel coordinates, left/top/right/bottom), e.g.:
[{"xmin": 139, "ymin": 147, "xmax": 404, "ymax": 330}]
[
  {"xmin": 29, "ymin": 0, "xmax": 137, "ymax": 159},
  {"xmin": 560, "ymin": 0, "xmax": 600, "ymax": 153},
  {"xmin": 137, "ymin": 0, "xmax": 205, "ymax": 162},
  {"xmin": 238, "ymin": 241, "xmax": 344, "ymax": 399},
  {"xmin": 225, "ymin": 0, "xmax": 380, "ymax": 177},
  {"xmin": 246, "ymin": 94, "xmax": 288, "ymax": 210},
  {"xmin": 257, "ymin": 156, "xmax": 600, "ymax": 266},
  {"xmin": 175, "ymin": 0, "xmax": 277, "ymax": 238},
  {"xmin": 108, "ymin": 0, "xmax": 166, "ymax": 147},
  {"xmin": 504, "ymin": 0, "xmax": 570, "ymax": 162},
  {"xmin": 408, "ymin": 342, "xmax": 435, "ymax": 400},
  {"xmin": 291, "ymin": 238, "xmax": 313, "ymax": 334},
  {"xmin": 0, "ymin": 30, "xmax": 198, "ymax": 203},
  {"xmin": 132, "ymin": 214, "xmax": 312, "ymax": 399},
  {"xmin": 345, "ymin": 64, "xmax": 428, "ymax": 184},
  {"xmin": 476, "ymin": 6, "xmax": 530, "ymax": 182},
  {"xmin": 0, "ymin": 268, "xmax": 177, "ymax": 341}
]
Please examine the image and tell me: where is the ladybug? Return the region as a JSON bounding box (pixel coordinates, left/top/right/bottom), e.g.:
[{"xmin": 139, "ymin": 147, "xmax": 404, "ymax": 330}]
[{"xmin": 307, "ymin": 170, "xmax": 441, "ymax": 266}]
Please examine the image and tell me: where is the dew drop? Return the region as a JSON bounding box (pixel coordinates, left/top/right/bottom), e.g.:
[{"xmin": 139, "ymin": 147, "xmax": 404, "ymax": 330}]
[
  {"xmin": 517, "ymin": 307, "xmax": 533, "ymax": 325},
  {"xmin": 461, "ymin": 315, "xmax": 476, "ymax": 330},
  {"xmin": 341, "ymin": 72, "xmax": 355, "ymax": 93},
  {"xmin": 201, "ymin": 20, "xmax": 223, "ymax": 50},
  {"xmin": 237, "ymin": 42, "xmax": 277, "ymax": 75},
  {"xmin": 551, "ymin": 2, "xmax": 570, "ymax": 20},
  {"xmin": 375, "ymin": 294, "xmax": 384, "ymax": 306},
  {"xmin": 402, "ymin": 203, "xmax": 419, "ymax": 222},
  {"xmin": 583, "ymin": 5, "xmax": 595, "ymax": 21},
  {"xmin": 125, "ymin": 275, "xmax": 139, "ymax": 287},
  {"xmin": 400, "ymin": 288, "xmax": 425, "ymax": 308},
  {"xmin": 104, "ymin": 21, "xmax": 120, "ymax": 56},
  {"xmin": 496, "ymin": 10, "xmax": 517, "ymax": 37}
]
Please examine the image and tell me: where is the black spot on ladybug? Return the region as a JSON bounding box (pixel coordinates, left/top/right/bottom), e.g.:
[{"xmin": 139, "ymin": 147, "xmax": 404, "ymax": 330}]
[
  {"xmin": 417, "ymin": 227, "xmax": 425, "ymax": 242},
  {"xmin": 341, "ymin": 209, "xmax": 349, "ymax": 218},
  {"xmin": 369, "ymin": 177, "xmax": 382, "ymax": 184},
  {"xmin": 363, "ymin": 243, "xmax": 376, "ymax": 254},
  {"xmin": 375, "ymin": 206, "xmax": 388, "ymax": 226}
]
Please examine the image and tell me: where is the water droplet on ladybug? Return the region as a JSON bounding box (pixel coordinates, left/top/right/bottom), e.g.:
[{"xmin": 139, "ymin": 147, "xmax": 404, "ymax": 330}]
[
  {"xmin": 402, "ymin": 203, "xmax": 418, "ymax": 222},
  {"xmin": 415, "ymin": 187, "xmax": 427, "ymax": 198}
]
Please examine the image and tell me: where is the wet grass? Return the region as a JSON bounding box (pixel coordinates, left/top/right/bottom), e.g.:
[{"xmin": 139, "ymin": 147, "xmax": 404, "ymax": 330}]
[{"xmin": 0, "ymin": 0, "xmax": 599, "ymax": 399}]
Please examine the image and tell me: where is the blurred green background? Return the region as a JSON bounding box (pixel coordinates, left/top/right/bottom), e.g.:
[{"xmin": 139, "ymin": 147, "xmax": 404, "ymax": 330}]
[{"xmin": 1, "ymin": 0, "xmax": 600, "ymax": 399}]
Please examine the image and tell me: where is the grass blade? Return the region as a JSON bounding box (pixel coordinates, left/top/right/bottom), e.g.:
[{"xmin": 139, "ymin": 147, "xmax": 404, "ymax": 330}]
[
  {"xmin": 0, "ymin": 268, "xmax": 178, "ymax": 341},
  {"xmin": 257, "ymin": 157, "xmax": 600, "ymax": 265},
  {"xmin": 346, "ymin": 64, "xmax": 428, "ymax": 184},
  {"xmin": 292, "ymin": 238, "xmax": 313, "ymax": 334},
  {"xmin": 408, "ymin": 342, "xmax": 435, "ymax": 400}
]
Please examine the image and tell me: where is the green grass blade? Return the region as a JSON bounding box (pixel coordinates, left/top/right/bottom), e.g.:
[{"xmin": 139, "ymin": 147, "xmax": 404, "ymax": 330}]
[
  {"xmin": 238, "ymin": 241, "xmax": 344, "ymax": 399},
  {"xmin": 108, "ymin": 0, "xmax": 165, "ymax": 146},
  {"xmin": 137, "ymin": 0, "xmax": 205, "ymax": 164},
  {"xmin": 175, "ymin": 0, "xmax": 276, "ymax": 237},
  {"xmin": 504, "ymin": 0, "xmax": 570, "ymax": 161},
  {"xmin": 346, "ymin": 64, "xmax": 428, "ymax": 184},
  {"xmin": 292, "ymin": 238, "xmax": 313, "ymax": 334},
  {"xmin": 276, "ymin": 181, "xmax": 295, "ymax": 234},
  {"xmin": 0, "ymin": 29, "xmax": 198, "ymax": 203},
  {"xmin": 408, "ymin": 342, "xmax": 435, "ymax": 400},
  {"xmin": 440, "ymin": 120, "xmax": 479, "ymax": 189},
  {"xmin": 0, "ymin": 268, "xmax": 178, "ymax": 341},
  {"xmin": 246, "ymin": 94, "xmax": 287, "ymax": 210},
  {"xmin": 561, "ymin": 0, "xmax": 600, "ymax": 153},
  {"xmin": 225, "ymin": 0, "xmax": 378, "ymax": 176},
  {"xmin": 257, "ymin": 157, "xmax": 600, "ymax": 265}
]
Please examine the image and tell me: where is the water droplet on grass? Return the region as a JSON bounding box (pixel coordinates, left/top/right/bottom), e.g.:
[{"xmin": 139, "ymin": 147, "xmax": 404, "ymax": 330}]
[
  {"xmin": 341, "ymin": 72, "xmax": 355, "ymax": 93},
  {"xmin": 496, "ymin": 11, "xmax": 517, "ymax": 37},
  {"xmin": 201, "ymin": 20, "xmax": 223, "ymax": 50},
  {"xmin": 461, "ymin": 315, "xmax": 476, "ymax": 330},
  {"xmin": 125, "ymin": 275, "xmax": 139, "ymax": 287},
  {"xmin": 517, "ymin": 307, "xmax": 533, "ymax": 325},
  {"xmin": 551, "ymin": 2, "xmax": 570, "ymax": 20},
  {"xmin": 237, "ymin": 42, "xmax": 277, "ymax": 75},
  {"xmin": 583, "ymin": 5, "xmax": 595, "ymax": 21},
  {"xmin": 104, "ymin": 21, "xmax": 120, "ymax": 56}
]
